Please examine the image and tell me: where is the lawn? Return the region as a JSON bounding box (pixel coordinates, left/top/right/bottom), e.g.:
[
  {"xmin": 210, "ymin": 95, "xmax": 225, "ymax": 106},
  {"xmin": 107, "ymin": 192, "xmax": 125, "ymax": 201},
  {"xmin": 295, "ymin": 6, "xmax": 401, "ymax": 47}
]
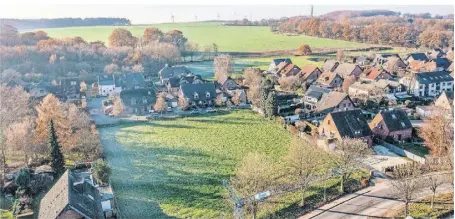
[
  {"xmin": 34, "ymin": 22, "xmax": 366, "ymax": 52},
  {"xmin": 99, "ymin": 110, "xmax": 296, "ymax": 218},
  {"xmin": 185, "ymin": 55, "xmax": 327, "ymax": 79},
  {"xmin": 386, "ymin": 192, "xmax": 454, "ymax": 218}
]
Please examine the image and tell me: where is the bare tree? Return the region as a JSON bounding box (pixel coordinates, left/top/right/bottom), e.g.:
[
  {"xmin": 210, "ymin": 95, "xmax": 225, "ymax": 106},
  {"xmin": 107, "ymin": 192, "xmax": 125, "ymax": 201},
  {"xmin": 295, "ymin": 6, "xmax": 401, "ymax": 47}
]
[
  {"xmin": 282, "ymin": 138, "xmax": 323, "ymax": 206},
  {"xmin": 426, "ymin": 173, "xmax": 449, "ymax": 210},
  {"xmin": 5, "ymin": 118, "xmax": 39, "ymax": 163},
  {"xmin": 390, "ymin": 162, "xmax": 425, "ymax": 216},
  {"xmin": 333, "ymin": 138, "xmax": 373, "ymax": 193},
  {"xmin": 154, "ymin": 93, "xmax": 168, "ymax": 115},
  {"xmin": 336, "ymin": 49, "xmax": 344, "ymax": 61},
  {"xmin": 184, "ymin": 41, "xmax": 199, "ymax": 62},
  {"xmin": 0, "ymin": 85, "xmax": 30, "ymax": 173},
  {"xmin": 214, "ymin": 55, "xmax": 233, "ymax": 82},
  {"xmin": 231, "ymin": 153, "xmax": 277, "ymax": 219},
  {"xmin": 420, "ymin": 112, "xmax": 454, "ymax": 157},
  {"xmin": 112, "ymin": 96, "xmax": 124, "ymax": 116},
  {"xmin": 178, "ymin": 92, "xmax": 189, "ymax": 110}
]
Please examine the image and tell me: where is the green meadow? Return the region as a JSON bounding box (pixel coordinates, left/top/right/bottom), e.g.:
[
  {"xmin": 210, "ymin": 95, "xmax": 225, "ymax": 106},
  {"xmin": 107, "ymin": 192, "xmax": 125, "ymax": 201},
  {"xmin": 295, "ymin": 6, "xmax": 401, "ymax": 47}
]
[{"xmin": 35, "ymin": 22, "xmax": 365, "ymax": 52}]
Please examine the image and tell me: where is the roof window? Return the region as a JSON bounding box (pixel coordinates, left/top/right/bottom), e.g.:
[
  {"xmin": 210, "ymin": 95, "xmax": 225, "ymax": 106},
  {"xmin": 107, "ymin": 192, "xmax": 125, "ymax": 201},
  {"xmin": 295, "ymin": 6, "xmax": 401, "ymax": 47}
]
[
  {"xmin": 391, "ymin": 114, "xmax": 397, "ymax": 119},
  {"xmin": 401, "ymin": 122, "xmax": 406, "ymax": 127}
]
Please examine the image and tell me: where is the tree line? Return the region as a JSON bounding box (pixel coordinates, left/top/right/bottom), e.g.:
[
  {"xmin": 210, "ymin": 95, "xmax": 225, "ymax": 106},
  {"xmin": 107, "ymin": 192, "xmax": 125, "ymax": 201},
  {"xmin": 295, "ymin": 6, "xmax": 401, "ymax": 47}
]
[
  {"xmin": 277, "ymin": 15, "xmax": 454, "ymax": 48},
  {"xmin": 0, "ymin": 18, "xmax": 131, "ymax": 30},
  {"xmin": 0, "ymin": 24, "xmax": 217, "ymax": 85}
]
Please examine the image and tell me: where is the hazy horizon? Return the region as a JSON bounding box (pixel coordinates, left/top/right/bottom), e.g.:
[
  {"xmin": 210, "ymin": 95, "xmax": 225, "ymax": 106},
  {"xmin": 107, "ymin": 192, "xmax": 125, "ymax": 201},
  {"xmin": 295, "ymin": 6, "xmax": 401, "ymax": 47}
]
[{"xmin": 0, "ymin": 5, "xmax": 453, "ymax": 24}]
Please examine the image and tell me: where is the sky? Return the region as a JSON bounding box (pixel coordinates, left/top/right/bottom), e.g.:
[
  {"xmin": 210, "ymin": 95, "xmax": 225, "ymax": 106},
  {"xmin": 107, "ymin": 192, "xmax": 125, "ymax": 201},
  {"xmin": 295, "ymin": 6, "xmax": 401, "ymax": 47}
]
[{"xmin": 0, "ymin": 5, "xmax": 453, "ymax": 24}]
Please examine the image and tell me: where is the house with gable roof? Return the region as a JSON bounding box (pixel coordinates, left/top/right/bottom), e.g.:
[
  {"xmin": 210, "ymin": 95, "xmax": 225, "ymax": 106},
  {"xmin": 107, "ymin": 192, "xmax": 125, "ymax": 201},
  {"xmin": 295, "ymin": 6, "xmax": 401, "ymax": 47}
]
[
  {"xmin": 38, "ymin": 170, "xmax": 104, "ymax": 219},
  {"xmin": 369, "ymin": 109, "xmax": 413, "ymax": 142},
  {"xmin": 318, "ymin": 109, "xmax": 373, "ymax": 146}
]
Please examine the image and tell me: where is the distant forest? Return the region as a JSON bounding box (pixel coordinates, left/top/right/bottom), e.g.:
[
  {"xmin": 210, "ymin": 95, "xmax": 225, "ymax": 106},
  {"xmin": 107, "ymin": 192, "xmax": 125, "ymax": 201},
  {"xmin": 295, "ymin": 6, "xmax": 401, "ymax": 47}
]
[{"xmin": 0, "ymin": 18, "xmax": 131, "ymax": 30}]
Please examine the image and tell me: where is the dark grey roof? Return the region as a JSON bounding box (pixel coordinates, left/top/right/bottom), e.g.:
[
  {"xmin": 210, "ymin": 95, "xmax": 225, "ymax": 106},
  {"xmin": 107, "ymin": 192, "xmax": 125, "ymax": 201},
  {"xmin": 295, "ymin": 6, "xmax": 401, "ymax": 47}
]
[
  {"xmin": 98, "ymin": 75, "xmax": 115, "ymax": 86},
  {"xmin": 273, "ymin": 58, "xmax": 292, "ymax": 65},
  {"xmin": 415, "ymin": 71, "xmax": 453, "ymax": 84},
  {"xmin": 379, "ymin": 109, "xmax": 412, "ymax": 132},
  {"xmin": 38, "ymin": 170, "xmax": 104, "ymax": 219},
  {"xmin": 180, "ymin": 82, "xmax": 216, "ymax": 101},
  {"xmin": 305, "ymin": 85, "xmax": 331, "ymax": 100},
  {"xmin": 117, "ymin": 73, "xmax": 146, "ymax": 90},
  {"xmin": 168, "ymin": 74, "xmax": 205, "ymax": 88},
  {"xmin": 159, "ymin": 65, "xmax": 191, "ymax": 79},
  {"xmin": 330, "ymin": 109, "xmax": 372, "ymax": 138},
  {"xmin": 433, "ymin": 58, "xmax": 451, "ymax": 69},
  {"xmin": 406, "ymin": 53, "xmax": 429, "ymax": 62},
  {"xmin": 120, "ymin": 88, "xmax": 156, "ymax": 107}
]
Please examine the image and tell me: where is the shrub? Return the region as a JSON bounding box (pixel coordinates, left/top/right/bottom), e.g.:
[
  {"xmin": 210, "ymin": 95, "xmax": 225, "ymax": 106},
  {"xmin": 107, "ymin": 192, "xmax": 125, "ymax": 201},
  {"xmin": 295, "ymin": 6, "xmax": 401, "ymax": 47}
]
[{"xmin": 92, "ymin": 159, "xmax": 111, "ymax": 185}]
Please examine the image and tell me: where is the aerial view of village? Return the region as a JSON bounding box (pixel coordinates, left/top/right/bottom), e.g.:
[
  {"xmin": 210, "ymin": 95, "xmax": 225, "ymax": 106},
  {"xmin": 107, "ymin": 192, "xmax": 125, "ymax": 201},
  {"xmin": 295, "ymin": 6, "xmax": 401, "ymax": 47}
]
[{"xmin": 0, "ymin": 2, "xmax": 454, "ymax": 219}]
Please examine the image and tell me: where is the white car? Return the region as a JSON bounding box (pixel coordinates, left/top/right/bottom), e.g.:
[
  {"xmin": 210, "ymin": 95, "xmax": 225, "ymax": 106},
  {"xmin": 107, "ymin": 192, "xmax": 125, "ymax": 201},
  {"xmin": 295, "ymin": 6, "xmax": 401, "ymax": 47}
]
[{"xmin": 206, "ymin": 107, "xmax": 216, "ymax": 113}]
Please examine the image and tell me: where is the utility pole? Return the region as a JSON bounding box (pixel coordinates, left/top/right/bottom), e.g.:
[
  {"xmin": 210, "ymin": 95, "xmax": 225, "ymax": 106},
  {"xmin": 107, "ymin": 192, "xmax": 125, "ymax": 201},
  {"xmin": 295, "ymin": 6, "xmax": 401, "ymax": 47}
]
[
  {"xmin": 217, "ymin": 12, "xmax": 220, "ymax": 20},
  {"xmin": 171, "ymin": 14, "xmax": 175, "ymax": 23}
]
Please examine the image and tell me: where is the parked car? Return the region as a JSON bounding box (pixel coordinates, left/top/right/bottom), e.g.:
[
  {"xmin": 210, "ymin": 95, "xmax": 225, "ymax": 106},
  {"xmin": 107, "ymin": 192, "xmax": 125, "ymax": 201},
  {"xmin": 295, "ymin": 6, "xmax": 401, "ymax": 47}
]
[
  {"xmin": 206, "ymin": 107, "xmax": 216, "ymax": 113},
  {"xmin": 189, "ymin": 110, "xmax": 199, "ymax": 115},
  {"xmin": 167, "ymin": 107, "xmax": 173, "ymax": 112}
]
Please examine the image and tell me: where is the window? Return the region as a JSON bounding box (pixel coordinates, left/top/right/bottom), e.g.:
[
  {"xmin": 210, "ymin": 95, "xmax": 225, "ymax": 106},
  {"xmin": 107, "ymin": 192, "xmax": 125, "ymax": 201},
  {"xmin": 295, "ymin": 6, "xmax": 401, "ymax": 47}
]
[
  {"xmin": 442, "ymin": 82, "xmax": 446, "ymax": 86},
  {"xmin": 194, "ymin": 92, "xmax": 199, "ymax": 99},
  {"xmin": 70, "ymin": 81, "xmax": 76, "ymax": 86},
  {"xmin": 447, "ymin": 82, "xmax": 452, "ymax": 86},
  {"xmin": 327, "ymin": 120, "xmax": 330, "ymax": 125},
  {"xmin": 391, "ymin": 114, "xmax": 396, "ymax": 119},
  {"xmin": 131, "ymin": 97, "xmax": 136, "ymax": 105},
  {"xmin": 142, "ymin": 97, "xmax": 147, "ymax": 104},
  {"xmin": 401, "ymin": 122, "xmax": 406, "ymax": 127},
  {"xmin": 206, "ymin": 91, "xmax": 211, "ymax": 98},
  {"xmin": 420, "ymin": 85, "xmax": 424, "ymax": 89}
]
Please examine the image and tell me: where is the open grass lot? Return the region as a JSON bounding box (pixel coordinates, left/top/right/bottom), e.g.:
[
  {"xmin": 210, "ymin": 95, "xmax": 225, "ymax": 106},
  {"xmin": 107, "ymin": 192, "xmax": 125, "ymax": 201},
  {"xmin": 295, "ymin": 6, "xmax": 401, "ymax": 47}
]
[
  {"xmin": 35, "ymin": 22, "xmax": 366, "ymax": 52},
  {"xmin": 99, "ymin": 110, "xmax": 365, "ymax": 218},
  {"xmin": 99, "ymin": 110, "xmax": 295, "ymax": 218}
]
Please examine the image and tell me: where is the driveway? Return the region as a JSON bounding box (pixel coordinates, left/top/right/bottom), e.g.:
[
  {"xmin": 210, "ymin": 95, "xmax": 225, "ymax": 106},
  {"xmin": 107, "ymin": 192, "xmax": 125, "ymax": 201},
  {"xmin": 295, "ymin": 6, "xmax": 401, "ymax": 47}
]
[
  {"xmin": 300, "ymin": 181, "xmax": 453, "ymax": 219},
  {"xmin": 362, "ymin": 145, "xmax": 411, "ymax": 172},
  {"xmin": 87, "ymin": 97, "xmax": 121, "ymax": 125}
]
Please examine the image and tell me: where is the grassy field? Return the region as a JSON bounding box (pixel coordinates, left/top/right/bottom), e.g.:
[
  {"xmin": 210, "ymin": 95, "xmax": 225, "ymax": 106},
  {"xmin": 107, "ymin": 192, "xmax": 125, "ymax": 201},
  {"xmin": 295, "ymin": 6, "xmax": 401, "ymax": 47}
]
[
  {"xmin": 99, "ymin": 110, "xmax": 354, "ymax": 218},
  {"xmin": 35, "ymin": 22, "xmax": 366, "ymax": 52}
]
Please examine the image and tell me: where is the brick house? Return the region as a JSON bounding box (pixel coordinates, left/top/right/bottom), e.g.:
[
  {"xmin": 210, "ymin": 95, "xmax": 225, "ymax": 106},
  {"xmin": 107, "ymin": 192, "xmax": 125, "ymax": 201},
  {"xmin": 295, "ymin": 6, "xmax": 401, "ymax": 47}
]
[
  {"xmin": 318, "ymin": 109, "xmax": 373, "ymax": 146},
  {"xmin": 369, "ymin": 109, "xmax": 413, "ymax": 142}
]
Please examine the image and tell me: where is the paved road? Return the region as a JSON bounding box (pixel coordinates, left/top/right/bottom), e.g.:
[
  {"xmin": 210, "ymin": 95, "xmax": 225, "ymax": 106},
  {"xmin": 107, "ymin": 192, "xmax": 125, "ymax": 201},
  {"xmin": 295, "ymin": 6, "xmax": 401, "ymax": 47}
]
[
  {"xmin": 87, "ymin": 97, "xmax": 121, "ymax": 125},
  {"xmin": 300, "ymin": 181, "xmax": 453, "ymax": 219}
]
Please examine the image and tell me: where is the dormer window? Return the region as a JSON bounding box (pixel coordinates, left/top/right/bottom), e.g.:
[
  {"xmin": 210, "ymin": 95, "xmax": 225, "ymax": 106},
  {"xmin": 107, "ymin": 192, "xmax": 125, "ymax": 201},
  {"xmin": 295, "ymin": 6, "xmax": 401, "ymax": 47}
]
[
  {"xmin": 391, "ymin": 114, "xmax": 396, "ymax": 119},
  {"xmin": 206, "ymin": 91, "xmax": 211, "ymax": 98},
  {"xmin": 131, "ymin": 97, "xmax": 136, "ymax": 105},
  {"xmin": 401, "ymin": 122, "xmax": 406, "ymax": 128},
  {"xmin": 70, "ymin": 81, "xmax": 76, "ymax": 85},
  {"xmin": 194, "ymin": 92, "xmax": 199, "ymax": 99}
]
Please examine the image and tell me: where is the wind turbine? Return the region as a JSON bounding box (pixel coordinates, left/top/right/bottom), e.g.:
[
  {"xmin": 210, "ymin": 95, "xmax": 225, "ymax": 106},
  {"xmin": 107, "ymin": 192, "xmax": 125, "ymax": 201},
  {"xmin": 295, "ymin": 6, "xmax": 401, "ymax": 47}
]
[{"xmin": 171, "ymin": 13, "xmax": 175, "ymax": 23}]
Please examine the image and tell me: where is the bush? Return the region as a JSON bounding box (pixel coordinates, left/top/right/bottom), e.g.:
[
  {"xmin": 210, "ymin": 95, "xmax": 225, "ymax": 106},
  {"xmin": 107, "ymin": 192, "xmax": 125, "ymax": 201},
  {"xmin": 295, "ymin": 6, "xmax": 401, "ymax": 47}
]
[
  {"xmin": 92, "ymin": 159, "xmax": 111, "ymax": 185},
  {"xmin": 14, "ymin": 168, "xmax": 30, "ymax": 189}
]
